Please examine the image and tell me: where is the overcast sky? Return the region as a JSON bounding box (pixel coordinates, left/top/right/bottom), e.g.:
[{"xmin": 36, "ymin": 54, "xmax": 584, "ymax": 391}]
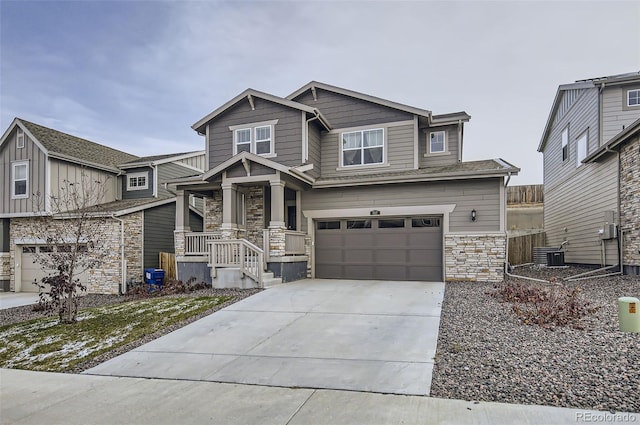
[{"xmin": 1, "ymin": 1, "xmax": 638, "ymax": 184}]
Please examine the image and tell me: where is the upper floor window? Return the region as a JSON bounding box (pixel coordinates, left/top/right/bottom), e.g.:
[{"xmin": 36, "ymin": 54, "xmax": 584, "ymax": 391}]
[
  {"xmin": 127, "ymin": 172, "xmax": 148, "ymax": 191},
  {"xmin": 576, "ymin": 132, "xmax": 587, "ymax": 167},
  {"xmin": 230, "ymin": 120, "xmax": 278, "ymax": 157},
  {"xmin": 561, "ymin": 127, "xmax": 569, "ymax": 162},
  {"xmin": 12, "ymin": 161, "xmax": 29, "ymax": 199},
  {"xmin": 16, "ymin": 128, "xmax": 25, "ymax": 149},
  {"xmin": 628, "ymin": 89, "xmax": 640, "ymax": 107},
  {"xmin": 341, "ymin": 128, "xmax": 384, "ymax": 167},
  {"xmin": 429, "ymin": 131, "xmax": 446, "ymax": 154}
]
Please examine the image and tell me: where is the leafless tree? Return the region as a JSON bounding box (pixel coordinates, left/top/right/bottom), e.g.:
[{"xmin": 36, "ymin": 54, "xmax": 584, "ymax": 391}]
[{"xmin": 31, "ymin": 170, "xmax": 112, "ymax": 323}]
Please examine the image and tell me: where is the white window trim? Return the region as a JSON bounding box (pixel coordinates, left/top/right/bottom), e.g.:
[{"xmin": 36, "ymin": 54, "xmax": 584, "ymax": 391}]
[
  {"xmin": 229, "ymin": 119, "xmax": 278, "ymax": 157},
  {"xmin": 127, "ymin": 171, "xmax": 149, "ymax": 191},
  {"xmin": 561, "ymin": 127, "xmax": 569, "ymax": 162},
  {"xmin": 576, "ymin": 132, "xmax": 588, "ymax": 167},
  {"xmin": 11, "ymin": 161, "xmax": 29, "ymax": 199},
  {"xmin": 627, "ymin": 89, "xmax": 640, "ymax": 107},
  {"xmin": 16, "ymin": 128, "xmax": 25, "ymax": 149},
  {"xmin": 428, "ymin": 130, "xmax": 447, "ymax": 154},
  {"xmin": 339, "ymin": 128, "xmax": 386, "ymax": 168}
]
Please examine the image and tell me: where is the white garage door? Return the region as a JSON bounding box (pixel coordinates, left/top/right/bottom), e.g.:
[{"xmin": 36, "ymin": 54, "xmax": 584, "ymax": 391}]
[{"xmin": 20, "ymin": 245, "xmax": 89, "ymax": 293}]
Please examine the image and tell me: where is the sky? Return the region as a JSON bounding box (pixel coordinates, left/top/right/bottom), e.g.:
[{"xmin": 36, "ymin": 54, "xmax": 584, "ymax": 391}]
[{"xmin": 1, "ymin": 1, "xmax": 639, "ymax": 185}]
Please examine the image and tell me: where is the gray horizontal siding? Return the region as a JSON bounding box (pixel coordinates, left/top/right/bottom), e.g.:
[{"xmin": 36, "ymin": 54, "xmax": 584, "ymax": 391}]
[
  {"xmin": 294, "ymin": 88, "xmax": 413, "ymax": 129},
  {"xmin": 419, "ymin": 124, "xmax": 459, "ymax": 168},
  {"xmin": 542, "ymin": 88, "xmax": 599, "ymax": 191},
  {"xmin": 320, "ymin": 123, "xmax": 415, "ymax": 177},
  {"xmin": 602, "ymin": 85, "xmax": 640, "ymax": 143},
  {"xmin": 301, "ymin": 178, "xmax": 501, "ymax": 233},
  {"xmin": 544, "ymin": 156, "xmax": 619, "ymax": 265},
  {"xmin": 1, "ymin": 218, "xmax": 9, "ymax": 251},
  {"xmin": 307, "ymin": 121, "xmax": 322, "ymax": 179},
  {"xmin": 0, "ymin": 127, "xmax": 47, "ymax": 214},
  {"xmin": 122, "ymin": 166, "xmax": 154, "ymax": 199},
  {"xmin": 157, "ymin": 163, "xmax": 200, "ymax": 198},
  {"xmin": 208, "ymin": 97, "xmax": 303, "ymax": 170},
  {"xmin": 143, "ymin": 203, "xmax": 176, "ymax": 269}
]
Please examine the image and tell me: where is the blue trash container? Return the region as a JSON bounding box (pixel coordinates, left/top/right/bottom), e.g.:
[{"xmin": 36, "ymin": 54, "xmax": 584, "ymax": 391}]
[{"xmin": 144, "ymin": 268, "xmax": 165, "ymax": 291}]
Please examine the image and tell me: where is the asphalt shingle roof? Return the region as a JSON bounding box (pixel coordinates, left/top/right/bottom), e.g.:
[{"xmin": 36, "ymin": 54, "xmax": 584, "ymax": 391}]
[
  {"xmin": 19, "ymin": 119, "xmax": 138, "ymax": 168},
  {"xmin": 82, "ymin": 196, "xmax": 174, "ymax": 214},
  {"xmin": 121, "ymin": 152, "xmax": 200, "ymax": 164}
]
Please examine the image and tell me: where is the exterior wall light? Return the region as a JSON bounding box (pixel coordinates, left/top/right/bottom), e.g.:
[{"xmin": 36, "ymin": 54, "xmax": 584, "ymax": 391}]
[
  {"xmin": 471, "ymin": 209, "xmax": 477, "ymax": 222},
  {"xmin": 370, "ymin": 210, "xmax": 381, "ymax": 216}
]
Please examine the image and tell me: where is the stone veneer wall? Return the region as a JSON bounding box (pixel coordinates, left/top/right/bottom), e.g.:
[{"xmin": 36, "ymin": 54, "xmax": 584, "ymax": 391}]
[
  {"xmin": 620, "ymin": 137, "xmax": 640, "ymax": 272},
  {"xmin": 0, "ymin": 253, "xmax": 10, "ymax": 278},
  {"xmin": 204, "ymin": 193, "xmax": 222, "ymax": 231},
  {"xmin": 245, "ymin": 186, "xmax": 265, "ymax": 249},
  {"xmin": 9, "ymin": 214, "xmax": 143, "ymax": 294},
  {"xmin": 444, "ymin": 234, "xmax": 506, "ymax": 282}
]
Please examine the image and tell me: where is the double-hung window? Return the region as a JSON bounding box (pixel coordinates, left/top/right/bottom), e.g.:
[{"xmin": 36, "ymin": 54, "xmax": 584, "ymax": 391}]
[
  {"xmin": 429, "ymin": 131, "xmax": 446, "ymax": 153},
  {"xmin": 127, "ymin": 172, "xmax": 148, "ymax": 191},
  {"xmin": 341, "ymin": 128, "xmax": 384, "ymax": 167},
  {"xmin": 561, "ymin": 127, "xmax": 569, "ymax": 162},
  {"xmin": 230, "ymin": 120, "xmax": 277, "ymax": 156},
  {"xmin": 12, "ymin": 161, "xmax": 29, "ymax": 199},
  {"xmin": 628, "ymin": 89, "xmax": 640, "ymax": 107},
  {"xmin": 576, "ymin": 132, "xmax": 587, "ymax": 167}
]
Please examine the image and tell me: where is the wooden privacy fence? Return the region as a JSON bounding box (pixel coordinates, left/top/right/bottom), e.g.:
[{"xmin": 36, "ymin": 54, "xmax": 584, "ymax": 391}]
[
  {"xmin": 508, "ymin": 231, "xmax": 546, "ymax": 266},
  {"xmin": 159, "ymin": 252, "xmax": 177, "ymax": 280}
]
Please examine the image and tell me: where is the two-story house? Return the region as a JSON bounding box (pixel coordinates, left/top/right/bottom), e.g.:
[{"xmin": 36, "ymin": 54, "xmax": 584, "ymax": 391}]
[
  {"xmin": 538, "ymin": 71, "xmax": 640, "ymax": 274},
  {"xmin": 171, "ymin": 82, "xmax": 519, "ymax": 287},
  {"xmin": 0, "ymin": 118, "xmax": 204, "ymax": 293}
]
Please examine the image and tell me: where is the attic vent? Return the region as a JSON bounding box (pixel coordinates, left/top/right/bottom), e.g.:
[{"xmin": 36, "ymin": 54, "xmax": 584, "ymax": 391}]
[{"xmin": 17, "ymin": 128, "xmax": 25, "ymax": 148}]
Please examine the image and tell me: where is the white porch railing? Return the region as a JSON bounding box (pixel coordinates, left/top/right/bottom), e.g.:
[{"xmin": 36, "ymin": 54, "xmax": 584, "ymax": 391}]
[
  {"xmin": 208, "ymin": 239, "xmax": 263, "ymax": 287},
  {"xmin": 185, "ymin": 231, "xmax": 222, "ymax": 255},
  {"xmin": 285, "ymin": 231, "xmax": 306, "ymax": 255}
]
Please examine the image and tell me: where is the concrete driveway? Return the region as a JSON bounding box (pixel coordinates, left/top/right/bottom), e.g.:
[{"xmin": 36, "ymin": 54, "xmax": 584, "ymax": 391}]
[
  {"xmin": 0, "ymin": 292, "xmax": 39, "ymax": 310},
  {"xmin": 85, "ymin": 279, "xmax": 444, "ymax": 395}
]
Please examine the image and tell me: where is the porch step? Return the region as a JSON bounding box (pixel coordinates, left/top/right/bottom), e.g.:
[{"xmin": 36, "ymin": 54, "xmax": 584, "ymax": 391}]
[{"xmin": 262, "ymin": 271, "xmax": 283, "ymax": 288}]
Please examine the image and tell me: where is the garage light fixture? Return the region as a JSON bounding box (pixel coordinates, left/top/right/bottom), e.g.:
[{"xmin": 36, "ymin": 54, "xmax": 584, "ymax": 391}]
[
  {"xmin": 370, "ymin": 209, "xmax": 381, "ymax": 216},
  {"xmin": 471, "ymin": 209, "xmax": 477, "ymax": 222}
]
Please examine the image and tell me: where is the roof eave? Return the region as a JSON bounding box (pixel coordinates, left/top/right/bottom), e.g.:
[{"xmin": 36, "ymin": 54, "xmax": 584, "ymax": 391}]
[{"xmin": 584, "ymin": 117, "xmax": 640, "ymax": 163}]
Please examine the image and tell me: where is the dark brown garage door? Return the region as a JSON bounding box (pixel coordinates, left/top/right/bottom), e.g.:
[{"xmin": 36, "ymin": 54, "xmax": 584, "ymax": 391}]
[{"xmin": 315, "ymin": 217, "xmax": 442, "ymax": 281}]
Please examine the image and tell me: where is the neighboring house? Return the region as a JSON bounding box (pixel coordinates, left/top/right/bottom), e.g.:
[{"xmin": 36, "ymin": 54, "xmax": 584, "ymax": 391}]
[
  {"xmin": 538, "ymin": 71, "xmax": 640, "ymax": 274},
  {"xmin": 0, "ymin": 118, "xmax": 204, "ymax": 293},
  {"xmin": 171, "ymin": 81, "xmax": 519, "ymax": 287}
]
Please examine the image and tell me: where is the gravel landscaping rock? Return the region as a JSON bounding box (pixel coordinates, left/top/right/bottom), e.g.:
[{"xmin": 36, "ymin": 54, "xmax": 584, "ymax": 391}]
[{"xmin": 430, "ymin": 265, "xmax": 640, "ymax": 413}]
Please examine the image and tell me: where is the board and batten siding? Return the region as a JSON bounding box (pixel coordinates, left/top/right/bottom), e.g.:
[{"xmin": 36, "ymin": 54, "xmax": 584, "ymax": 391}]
[
  {"xmin": 320, "ymin": 123, "xmax": 415, "ymax": 177},
  {"xmin": 601, "ymin": 85, "xmax": 640, "ymax": 144},
  {"xmin": 122, "ymin": 166, "xmax": 154, "ymax": 199},
  {"xmin": 176, "ymin": 154, "xmax": 205, "ymax": 172},
  {"xmin": 1, "ymin": 127, "xmax": 47, "ymax": 215},
  {"xmin": 544, "ymin": 156, "xmax": 619, "ymax": 265},
  {"xmin": 143, "ymin": 203, "xmax": 176, "ymax": 269},
  {"xmin": 419, "ymin": 124, "xmax": 460, "ymax": 168},
  {"xmin": 293, "ymin": 88, "xmax": 413, "ymax": 129},
  {"xmin": 207, "ymin": 97, "xmax": 303, "ymax": 170},
  {"xmin": 49, "ymin": 158, "xmax": 118, "ymax": 207},
  {"xmin": 543, "ymin": 88, "xmax": 600, "ymax": 191},
  {"xmin": 301, "ymin": 178, "xmax": 502, "ymax": 233}
]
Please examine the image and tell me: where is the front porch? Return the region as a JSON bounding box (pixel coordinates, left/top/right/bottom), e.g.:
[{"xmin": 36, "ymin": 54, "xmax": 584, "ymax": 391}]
[{"xmin": 172, "ymin": 153, "xmax": 311, "ymax": 288}]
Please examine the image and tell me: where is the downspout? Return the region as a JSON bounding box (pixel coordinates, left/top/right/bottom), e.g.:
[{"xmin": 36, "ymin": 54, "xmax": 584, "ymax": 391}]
[
  {"xmin": 457, "ymin": 120, "xmax": 462, "ymax": 162},
  {"xmin": 111, "ymin": 214, "xmax": 126, "ymax": 294},
  {"xmin": 304, "ymin": 112, "xmax": 321, "ymax": 163},
  {"xmin": 152, "ymin": 164, "xmax": 158, "ymax": 197}
]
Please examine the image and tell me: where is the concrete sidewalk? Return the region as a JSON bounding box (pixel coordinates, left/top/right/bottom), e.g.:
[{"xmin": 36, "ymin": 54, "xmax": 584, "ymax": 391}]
[
  {"xmin": 2, "ymin": 369, "xmax": 637, "ymax": 425},
  {"xmin": 0, "ymin": 293, "xmax": 39, "ymax": 310}
]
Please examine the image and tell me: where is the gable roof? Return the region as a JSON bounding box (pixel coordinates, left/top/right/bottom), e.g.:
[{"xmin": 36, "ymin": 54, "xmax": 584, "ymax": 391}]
[
  {"xmin": 192, "ymin": 88, "xmax": 332, "ymax": 134},
  {"xmin": 119, "ymin": 151, "xmax": 205, "ymax": 169},
  {"xmin": 538, "ymin": 71, "xmax": 640, "ymax": 152},
  {"xmin": 0, "ymin": 118, "xmax": 138, "ymax": 172},
  {"xmin": 584, "ymin": 117, "xmax": 640, "ymax": 163}
]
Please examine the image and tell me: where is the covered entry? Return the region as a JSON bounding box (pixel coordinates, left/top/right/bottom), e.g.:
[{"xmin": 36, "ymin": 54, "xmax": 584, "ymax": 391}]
[{"xmin": 314, "ymin": 216, "xmax": 443, "ymax": 281}]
